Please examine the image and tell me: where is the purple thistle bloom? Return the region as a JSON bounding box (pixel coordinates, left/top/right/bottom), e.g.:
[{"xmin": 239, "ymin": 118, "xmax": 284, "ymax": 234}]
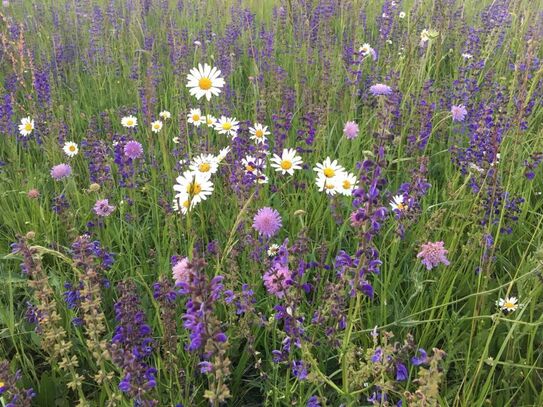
[
  {"xmin": 93, "ymin": 199, "xmax": 115, "ymax": 217},
  {"xmin": 343, "ymin": 121, "xmax": 360, "ymax": 139},
  {"xmin": 369, "ymin": 83, "xmax": 393, "ymax": 96},
  {"xmin": 252, "ymin": 207, "xmax": 282, "ymax": 238},
  {"xmin": 451, "ymin": 104, "xmax": 468, "ymax": 122},
  {"xmin": 124, "ymin": 140, "xmax": 143, "ymax": 159},
  {"xmin": 417, "ymin": 241, "xmax": 450, "ymax": 270},
  {"xmin": 50, "ymin": 163, "xmax": 72, "ymax": 180}
]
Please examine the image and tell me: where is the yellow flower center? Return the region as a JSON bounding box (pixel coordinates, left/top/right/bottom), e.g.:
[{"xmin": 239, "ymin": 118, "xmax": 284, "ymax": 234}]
[
  {"xmin": 198, "ymin": 163, "xmax": 211, "ymax": 172},
  {"xmin": 0, "ymin": 381, "xmax": 4, "ymax": 387},
  {"xmin": 323, "ymin": 167, "xmax": 335, "ymax": 178},
  {"xmin": 199, "ymin": 77, "xmax": 212, "ymax": 90},
  {"xmin": 207, "ymin": 117, "xmax": 214, "ymax": 125},
  {"xmin": 222, "ymin": 122, "xmax": 232, "ymax": 131},
  {"xmin": 342, "ymin": 180, "xmax": 351, "ymax": 189},
  {"xmin": 154, "ymin": 123, "xmax": 160, "ymax": 129},
  {"xmin": 325, "ymin": 182, "xmax": 335, "ymax": 190},
  {"xmin": 397, "ymin": 203, "xmax": 407, "ymax": 211},
  {"xmin": 255, "ymin": 129, "xmax": 264, "ymax": 138},
  {"xmin": 504, "ymin": 302, "xmax": 515, "ymax": 309},
  {"xmin": 280, "ymin": 160, "xmax": 292, "ymax": 170},
  {"xmin": 246, "ymin": 164, "xmax": 255, "ymax": 172},
  {"xmin": 192, "ymin": 115, "xmax": 200, "ymax": 122},
  {"xmin": 69, "ymin": 145, "xmax": 76, "ymax": 152},
  {"xmin": 186, "ymin": 182, "xmax": 202, "ymax": 195},
  {"xmin": 182, "ymin": 200, "xmax": 190, "ymax": 208},
  {"xmin": 24, "ymin": 123, "xmax": 33, "ymax": 131},
  {"xmin": 127, "ymin": 120, "xmax": 134, "ymax": 126}
]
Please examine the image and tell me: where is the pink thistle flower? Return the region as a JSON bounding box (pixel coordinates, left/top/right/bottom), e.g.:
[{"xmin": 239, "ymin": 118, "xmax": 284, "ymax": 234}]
[
  {"xmin": 417, "ymin": 241, "xmax": 450, "ymax": 270},
  {"xmin": 252, "ymin": 207, "xmax": 282, "ymax": 238},
  {"xmin": 343, "ymin": 121, "xmax": 359, "ymax": 140},
  {"xmin": 93, "ymin": 198, "xmax": 115, "ymax": 217},
  {"xmin": 27, "ymin": 189, "xmax": 40, "ymax": 199},
  {"xmin": 50, "ymin": 163, "xmax": 72, "ymax": 180},
  {"xmin": 172, "ymin": 257, "xmax": 190, "ymax": 286},
  {"xmin": 451, "ymin": 104, "xmax": 467, "ymax": 122},
  {"xmin": 263, "ymin": 264, "xmax": 292, "ymax": 298}
]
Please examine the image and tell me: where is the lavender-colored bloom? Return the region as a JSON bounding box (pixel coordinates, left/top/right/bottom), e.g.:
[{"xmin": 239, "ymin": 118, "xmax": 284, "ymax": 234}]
[
  {"xmin": 396, "ymin": 362, "xmax": 408, "ymax": 381},
  {"xmin": 411, "ymin": 348, "xmax": 428, "ymax": 366},
  {"xmin": 172, "ymin": 257, "xmax": 190, "ymax": 286},
  {"xmin": 292, "ymin": 360, "xmax": 308, "ymax": 380},
  {"xmin": 252, "ymin": 207, "xmax": 282, "ymax": 238},
  {"xmin": 370, "ymin": 347, "xmax": 383, "ymax": 363},
  {"xmin": 307, "ymin": 396, "xmax": 320, "ymax": 407},
  {"xmin": 50, "ymin": 163, "xmax": 72, "ymax": 180},
  {"xmin": 93, "ymin": 199, "xmax": 115, "ymax": 217},
  {"xmin": 451, "ymin": 104, "xmax": 468, "ymax": 122},
  {"xmin": 417, "ymin": 241, "xmax": 450, "ymax": 270},
  {"xmin": 343, "ymin": 121, "xmax": 359, "ymax": 139},
  {"xmin": 369, "ymin": 83, "xmax": 393, "ymax": 96},
  {"xmin": 124, "ymin": 140, "xmax": 143, "ymax": 159}
]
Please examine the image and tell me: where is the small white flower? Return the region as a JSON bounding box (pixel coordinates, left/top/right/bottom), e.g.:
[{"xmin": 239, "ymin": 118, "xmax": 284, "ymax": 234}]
[
  {"xmin": 172, "ymin": 137, "xmax": 180, "ymax": 144},
  {"xmin": 190, "ymin": 153, "xmax": 219, "ymax": 176},
  {"xmin": 172, "ymin": 194, "xmax": 193, "ymax": 215},
  {"xmin": 187, "ymin": 108, "xmax": 205, "ymax": 127},
  {"xmin": 497, "ymin": 296, "xmax": 519, "ymax": 313},
  {"xmin": 205, "ymin": 114, "xmax": 217, "ymax": 128},
  {"xmin": 399, "ymin": 11, "xmax": 406, "ymax": 18},
  {"xmin": 173, "ymin": 170, "xmax": 214, "ymax": 206},
  {"xmin": 63, "ymin": 141, "xmax": 79, "ymax": 157},
  {"xmin": 151, "ymin": 120, "xmax": 163, "ymax": 133},
  {"xmin": 121, "ymin": 115, "xmax": 138, "ymax": 128},
  {"xmin": 267, "ymin": 244, "xmax": 280, "ymax": 257},
  {"xmin": 249, "ymin": 123, "xmax": 270, "ymax": 144},
  {"xmin": 390, "ymin": 195, "xmax": 408, "ymax": 212},
  {"xmin": 270, "ymin": 148, "xmax": 303, "ymax": 175},
  {"xmin": 18, "ymin": 117, "xmax": 34, "ymax": 136},
  {"xmin": 186, "ymin": 63, "xmax": 225, "ymax": 101},
  {"xmin": 313, "ymin": 157, "xmax": 344, "ymax": 179},
  {"xmin": 242, "ymin": 155, "xmax": 265, "ymax": 174},
  {"xmin": 315, "ymin": 174, "xmax": 341, "ymax": 195},
  {"xmin": 214, "ymin": 116, "xmax": 239, "ymax": 138},
  {"xmin": 338, "ymin": 172, "xmax": 357, "ymax": 196},
  {"xmin": 159, "ymin": 110, "xmax": 171, "ymax": 120},
  {"xmin": 217, "ymin": 146, "xmax": 231, "ymax": 162},
  {"xmin": 462, "ymin": 53, "xmax": 473, "ymax": 60}
]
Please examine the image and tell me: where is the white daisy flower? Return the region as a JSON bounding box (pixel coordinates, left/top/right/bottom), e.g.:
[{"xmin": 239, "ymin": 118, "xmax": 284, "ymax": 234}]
[
  {"xmin": 18, "ymin": 117, "xmax": 34, "ymax": 136},
  {"xmin": 313, "ymin": 157, "xmax": 345, "ymax": 179},
  {"xmin": 249, "ymin": 123, "xmax": 270, "ymax": 144},
  {"xmin": 214, "ymin": 116, "xmax": 239, "ymax": 138},
  {"xmin": 190, "ymin": 153, "xmax": 219, "ymax": 176},
  {"xmin": 217, "ymin": 146, "xmax": 231, "ymax": 162},
  {"xmin": 205, "ymin": 114, "xmax": 217, "ymax": 128},
  {"xmin": 186, "ymin": 63, "xmax": 225, "ymax": 101},
  {"xmin": 172, "ymin": 137, "xmax": 180, "ymax": 144},
  {"xmin": 420, "ymin": 29, "xmax": 430, "ymax": 44},
  {"xmin": 159, "ymin": 110, "xmax": 171, "ymax": 120},
  {"xmin": 151, "ymin": 120, "xmax": 163, "ymax": 133},
  {"xmin": 390, "ymin": 195, "xmax": 408, "ymax": 212},
  {"xmin": 338, "ymin": 172, "xmax": 357, "ymax": 196},
  {"xmin": 242, "ymin": 155, "xmax": 265, "ymax": 174},
  {"xmin": 173, "ymin": 170, "xmax": 214, "ymax": 206},
  {"xmin": 497, "ymin": 296, "xmax": 519, "ymax": 313},
  {"xmin": 315, "ymin": 174, "xmax": 341, "ymax": 195},
  {"xmin": 271, "ymin": 148, "xmax": 303, "ymax": 175},
  {"xmin": 121, "ymin": 115, "xmax": 138, "ymax": 128},
  {"xmin": 399, "ymin": 11, "xmax": 406, "ymax": 18},
  {"xmin": 267, "ymin": 243, "xmax": 280, "ymax": 257},
  {"xmin": 63, "ymin": 141, "xmax": 79, "ymax": 157},
  {"xmin": 255, "ymin": 173, "xmax": 269, "ymax": 184},
  {"xmin": 172, "ymin": 194, "xmax": 193, "ymax": 215},
  {"xmin": 187, "ymin": 108, "xmax": 205, "ymax": 127}
]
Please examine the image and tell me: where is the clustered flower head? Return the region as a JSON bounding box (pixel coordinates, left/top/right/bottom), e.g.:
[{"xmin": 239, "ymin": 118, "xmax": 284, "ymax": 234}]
[
  {"xmin": 252, "ymin": 207, "xmax": 282, "ymax": 238},
  {"xmin": 93, "ymin": 198, "xmax": 115, "ymax": 217},
  {"xmin": 124, "ymin": 140, "xmax": 144, "ymax": 160},
  {"xmin": 451, "ymin": 104, "xmax": 468, "ymax": 122},
  {"xmin": 343, "ymin": 120, "xmax": 359, "ymax": 139},
  {"xmin": 50, "ymin": 163, "xmax": 72, "ymax": 180},
  {"xmin": 369, "ymin": 83, "xmax": 393, "ymax": 96},
  {"xmin": 417, "ymin": 241, "xmax": 450, "ymax": 270}
]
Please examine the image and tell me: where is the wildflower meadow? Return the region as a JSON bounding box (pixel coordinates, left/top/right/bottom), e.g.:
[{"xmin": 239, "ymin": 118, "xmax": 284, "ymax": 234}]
[{"xmin": 1, "ymin": 0, "xmax": 543, "ymax": 406}]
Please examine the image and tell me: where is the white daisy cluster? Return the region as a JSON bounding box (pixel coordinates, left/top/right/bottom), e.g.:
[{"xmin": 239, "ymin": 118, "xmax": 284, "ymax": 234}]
[
  {"xmin": 313, "ymin": 157, "xmax": 357, "ymax": 196},
  {"xmin": 172, "ymin": 147, "xmax": 230, "ymax": 215}
]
